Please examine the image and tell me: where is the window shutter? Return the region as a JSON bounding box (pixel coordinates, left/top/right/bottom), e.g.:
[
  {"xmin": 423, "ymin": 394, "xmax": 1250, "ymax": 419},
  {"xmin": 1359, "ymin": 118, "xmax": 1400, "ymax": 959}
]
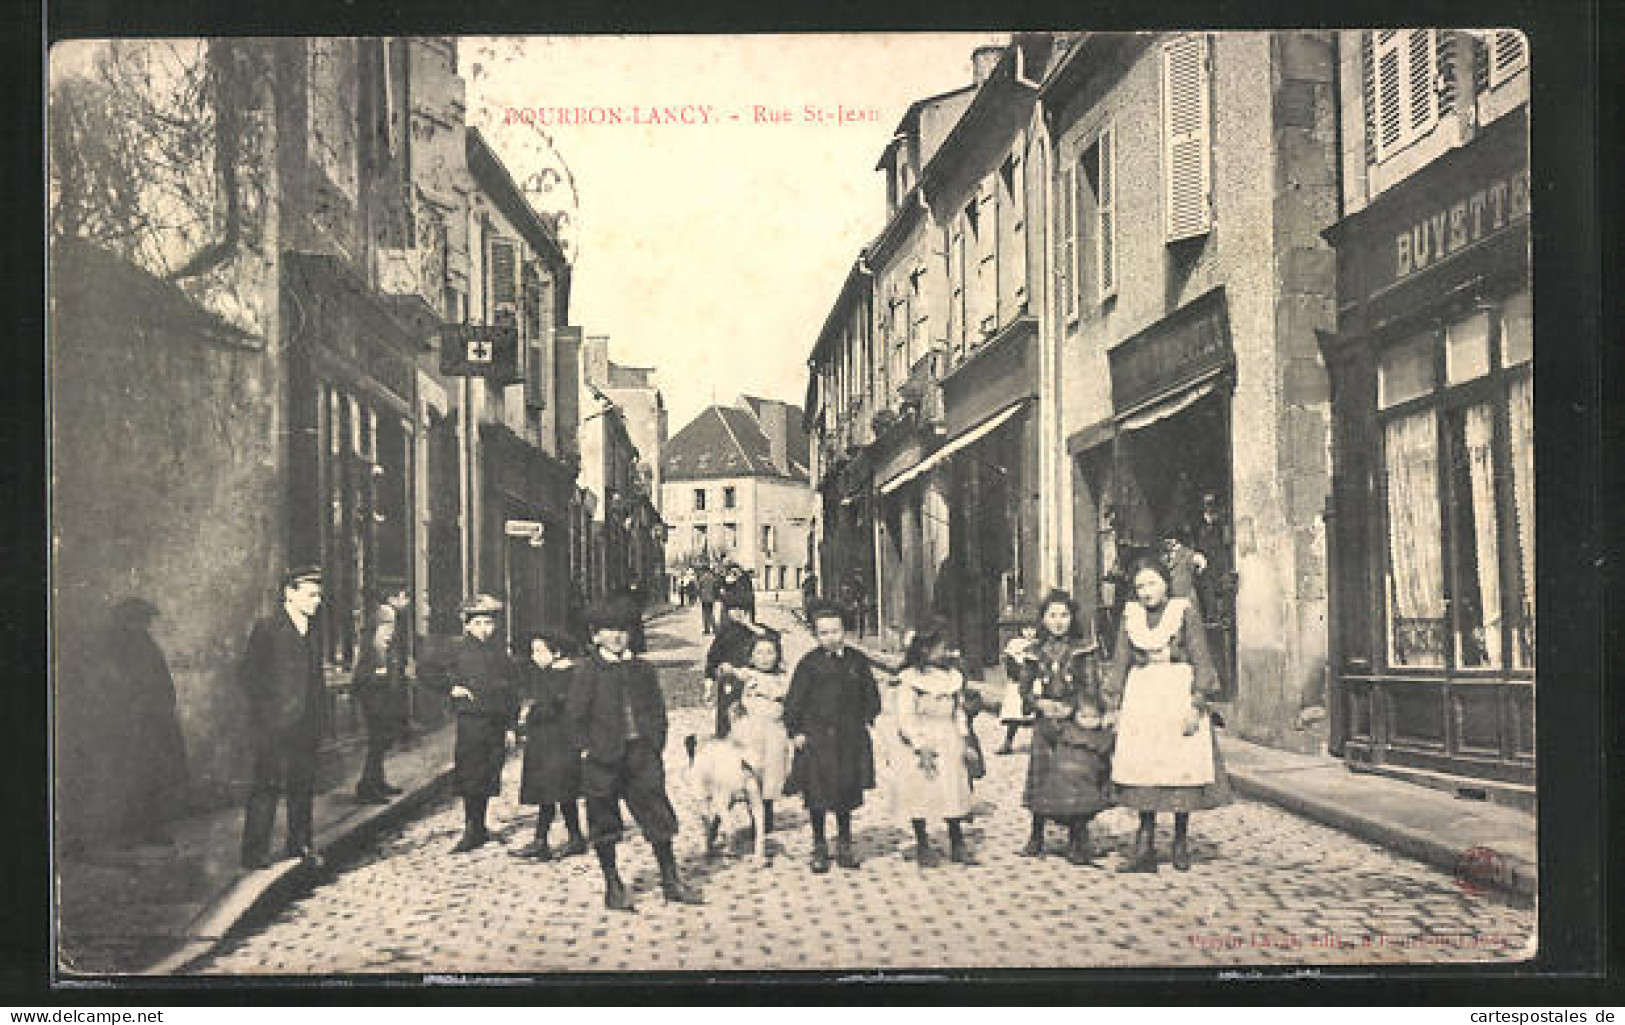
[
  {"xmin": 1361, "ymin": 32, "xmax": 1378, "ymax": 166},
  {"xmin": 1162, "ymin": 33, "xmax": 1213, "ymax": 242},
  {"xmin": 1435, "ymin": 31, "xmax": 1458, "ymax": 116},
  {"xmin": 1406, "ymin": 29, "xmax": 1439, "ymax": 134},
  {"xmin": 1488, "ymin": 29, "xmax": 1527, "ymax": 88},
  {"xmin": 1060, "ymin": 164, "xmax": 1076, "ymax": 319},
  {"xmin": 1096, "ymin": 124, "xmax": 1117, "ymax": 300},
  {"xmin": 489, "ymin": 238, "xmax": 517, "ymax": 310},
  {"xmin": 526, "ymin": 344, "xmax": 547, "ymax": 410}
]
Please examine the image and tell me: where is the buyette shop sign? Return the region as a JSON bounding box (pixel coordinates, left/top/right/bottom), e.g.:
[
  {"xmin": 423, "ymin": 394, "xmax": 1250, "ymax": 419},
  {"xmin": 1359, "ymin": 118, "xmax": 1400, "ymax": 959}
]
[{"xmin": 1392, "ymin": 169, "xmax": 1530, "ymax": 282}]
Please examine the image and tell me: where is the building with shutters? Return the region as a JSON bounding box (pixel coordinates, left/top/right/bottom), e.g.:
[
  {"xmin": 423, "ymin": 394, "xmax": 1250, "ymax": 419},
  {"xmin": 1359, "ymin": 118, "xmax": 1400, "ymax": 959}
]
[
  {"xmin": 460, "ymin": 126, "xmax": 579, "ymax": 650},
  {"xmin": 577, "ymin": 335, "xmax": 666, "ymax": 604},
  {"xmin": 1318, "ymin": 30, "xmax": 1531, "ymax": 799},
  {"xmin": 664, "ymin": 398, "xmax": 816, "ymax": 604},
  {"xmin": 807, "ymin": 38, "xmax": 1064, "ymax": 667},
  {"xmin": 1042, "ymin": 31, "xmax": 1343, "ymax": 752}
]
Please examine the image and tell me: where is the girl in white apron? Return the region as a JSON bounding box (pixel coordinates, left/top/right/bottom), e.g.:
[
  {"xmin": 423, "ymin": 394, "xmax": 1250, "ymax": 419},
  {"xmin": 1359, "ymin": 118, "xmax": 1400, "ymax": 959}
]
[
  {"xmin": 893, "ymin": 625, "xmax": 977, "ymax": 867},
  {"xmin": 1108, "ymin": 559, "xmax": 1231, "ymax": 872}
]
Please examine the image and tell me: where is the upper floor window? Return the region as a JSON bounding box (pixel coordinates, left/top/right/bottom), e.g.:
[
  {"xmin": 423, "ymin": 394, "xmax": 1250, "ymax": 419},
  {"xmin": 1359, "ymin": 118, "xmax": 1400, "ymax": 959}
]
[
  {"xmin": 1367, "ymin": 30, "xmax": 1444, "ymax": 164},
  {"xmin": 1484, "ymin": 30, "xmax": 1527, "ymax": 89},
  {"xmin": 723, "ymin": 486, "xmax": 737, "ymax": 509},
  {"xmin": 1083, "ymin": 125, "xmax": 1118, "ymax": 302},
  {"xmin": 693, "ymin": 488, "xmax": 706, "ymax": 512},
  {"xmin": 1162, "ymin": 33, "xmax": 1213, "ymax": 242}
]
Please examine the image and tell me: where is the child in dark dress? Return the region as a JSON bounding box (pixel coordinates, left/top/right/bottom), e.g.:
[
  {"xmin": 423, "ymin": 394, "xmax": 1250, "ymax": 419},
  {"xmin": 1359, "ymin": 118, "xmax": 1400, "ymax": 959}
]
[{"xmin": 512, "ymin": 633, "xmax": 588, "ymax": 861}]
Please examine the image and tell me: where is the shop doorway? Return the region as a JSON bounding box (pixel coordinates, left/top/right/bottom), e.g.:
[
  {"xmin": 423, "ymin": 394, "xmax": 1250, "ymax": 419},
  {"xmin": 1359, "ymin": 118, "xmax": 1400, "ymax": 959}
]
[{"xmin": 1114, "ymin": 388, "xmax": 1238, "ymax": 699}]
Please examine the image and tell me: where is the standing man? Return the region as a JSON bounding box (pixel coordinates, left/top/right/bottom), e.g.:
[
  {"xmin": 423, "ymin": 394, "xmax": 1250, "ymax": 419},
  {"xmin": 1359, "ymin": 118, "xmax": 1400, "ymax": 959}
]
[
  {"xmin": 800, "ymin": 568, "xmax": 819, "ymax": 622},
  {"xmin": 696, "ymin": 566, "xmax": 719, "ymax": 635},
  {"xmin": 568, "ymin": 596, "xmax": 703, "ymax": 911},
  {"xmin": 419, "ymin": 594, "xmax": 521, "ymax": 853},
  {"xmin": 239, "ymin": 566, "xmax": 326, "ymax": 871},
  {"xmin": 723, "ymin": 564, "xmax": 757, "ymax": 620}
]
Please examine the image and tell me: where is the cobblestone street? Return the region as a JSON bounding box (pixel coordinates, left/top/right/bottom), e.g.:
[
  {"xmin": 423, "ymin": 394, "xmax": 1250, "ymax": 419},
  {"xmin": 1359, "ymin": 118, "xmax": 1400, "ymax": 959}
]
[{"xmin": 199, "ymin": 605, "xmax": 1534, "ymax": 975}]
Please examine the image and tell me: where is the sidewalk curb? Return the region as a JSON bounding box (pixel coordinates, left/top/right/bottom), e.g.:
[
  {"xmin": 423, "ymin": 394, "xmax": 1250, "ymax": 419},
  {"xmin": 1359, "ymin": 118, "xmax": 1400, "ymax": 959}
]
[
  {"xmin": 147, "ymin": 763, "xmax": 456, "ymax": 976},
  {"xmin": 1222, "ymin": 753, "xmax": 1537, "ymax": 903}
]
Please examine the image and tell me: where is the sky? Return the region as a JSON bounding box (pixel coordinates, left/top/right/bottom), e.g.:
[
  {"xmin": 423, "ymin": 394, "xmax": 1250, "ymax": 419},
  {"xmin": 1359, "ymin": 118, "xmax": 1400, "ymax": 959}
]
[{"xmin": 462, "ymin": 33, "xmax": 1005, "ymax": 435}]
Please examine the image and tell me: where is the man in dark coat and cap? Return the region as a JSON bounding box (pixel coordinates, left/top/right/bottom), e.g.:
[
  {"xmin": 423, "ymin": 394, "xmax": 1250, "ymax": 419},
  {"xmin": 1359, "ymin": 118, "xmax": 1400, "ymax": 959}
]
[
  {"xmin": 418, "ymin": 593, "xmax": 521, "ymax": 852},
  {"xmin": 567, "ymin": 594, "xmax": 702, "ymax": 911},
  {"xmin": 238, "ymin": 565, "xmax": 327, "ymax": 870},
  {"xmin": 784, "ymin": 600, "xmax": 882, "ymax": 874}
]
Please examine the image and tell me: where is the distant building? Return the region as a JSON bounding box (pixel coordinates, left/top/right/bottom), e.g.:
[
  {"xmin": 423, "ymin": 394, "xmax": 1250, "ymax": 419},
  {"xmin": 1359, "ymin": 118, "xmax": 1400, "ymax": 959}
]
[
  {"xmin": 663, "ymin": 397, "xmax": 816, "ymax": 601},
  {"xmin": 578, "ymin": 335, "xmax": 665, "ymax": 600}
]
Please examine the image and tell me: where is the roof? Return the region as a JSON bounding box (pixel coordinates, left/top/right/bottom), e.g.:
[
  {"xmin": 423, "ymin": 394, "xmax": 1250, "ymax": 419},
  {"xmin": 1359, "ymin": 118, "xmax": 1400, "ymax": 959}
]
[
  {"xmin": 663, "ymin": 404, "xmax": 807, "ymax": 483},
  {"xmin": 466, "ymin": 127, "xmax": 569, "ymax": 272}
]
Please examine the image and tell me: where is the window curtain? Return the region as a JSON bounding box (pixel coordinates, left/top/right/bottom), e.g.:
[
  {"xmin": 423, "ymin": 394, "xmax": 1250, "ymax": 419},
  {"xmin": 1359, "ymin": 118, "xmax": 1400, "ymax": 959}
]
[
  {"xmin": 1507, "ymin": 375, "xmax": 1535, "ymax": 666},
  {"xmin": 1462, "ymin": 403, "xmax": 1502, "ymax": 667},
  {"xmin": 1384, "ymin": 410, "xmax": 1446, "ymax": 665}
]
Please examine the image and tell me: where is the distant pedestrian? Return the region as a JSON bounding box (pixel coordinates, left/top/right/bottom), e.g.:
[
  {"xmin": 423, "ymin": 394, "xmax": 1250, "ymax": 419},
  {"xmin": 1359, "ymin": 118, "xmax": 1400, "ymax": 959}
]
[
  {"xmin": 238, "ymin": 565, "xmax": 326, "ymax": 871},
  {"xmin": 996, "ymin": 624, "xmax": 1039, "ymax": 755},
  {"xmin": 1109, "ymin": 559, "xmax": 1230, "ymax": 873},
  {"xmin": 722, "ymin": 564, "xmax": 756, "ymax": 620},
  {"xmin": 1019, "ymin": 590, "xmax": 1114, "ymax": 867},
  {"xmin": 800, "ymin": 570, "xmax": 818, "ymax": 620},
  {"xmin": 419, "ymin": 594, "xmax": 521, "ymax": 854},
  {"xmin": 892, "ymin": 624, "xmax": 976, "ymax": 868},
  {"xmin": 352, "ymin": 604, "xmax": 407, "ymax": 804},
  {"xmin": 105, "ymin": 597, "xmax": 189, "ymax": 845},
  {"xmin": 783, "ymin": 602, "xmax": 881, "ymax": 874},
  {"xmin": 568, "ymin": 596, "xmax": 703, "ymax": 910},
  {"xmin": 512, "ymin": 633, "xmax": 588, "ymax": 861},
  {"xmin": 696, "ymin": 568, "xmax": 719, "ymax": 635}
]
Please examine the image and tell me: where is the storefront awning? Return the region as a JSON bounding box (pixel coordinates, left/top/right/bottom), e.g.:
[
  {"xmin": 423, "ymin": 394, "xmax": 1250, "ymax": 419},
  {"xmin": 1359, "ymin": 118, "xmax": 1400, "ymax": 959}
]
[
  {"xmin": 878, "ymin": 399, "xmax": 1028, "ymax": 495},
  {"xmin": 1116, "ymin": 368, "xmax": 1224, "ymax": 434}
]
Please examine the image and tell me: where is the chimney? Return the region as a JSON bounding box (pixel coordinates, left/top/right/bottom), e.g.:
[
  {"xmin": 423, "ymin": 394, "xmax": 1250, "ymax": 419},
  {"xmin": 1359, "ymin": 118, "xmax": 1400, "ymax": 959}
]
[
  {"xmin": 759, "ymin": 401, "xmax": 788, "ymax": 474},
  {"xmin": 972, "ymin": 45, "xmax": 1004, "ymax": 86}
]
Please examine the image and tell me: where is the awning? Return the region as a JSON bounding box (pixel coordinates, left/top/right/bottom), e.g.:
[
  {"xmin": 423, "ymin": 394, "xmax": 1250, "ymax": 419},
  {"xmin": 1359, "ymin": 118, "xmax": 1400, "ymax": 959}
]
[
  {"xmin": 1116, "ymin": 368, "xmax": 1224, "ymax": 434},
  {"xmin": 878, "ymin": 399, "xmax": 1028, "ymax": 495}
]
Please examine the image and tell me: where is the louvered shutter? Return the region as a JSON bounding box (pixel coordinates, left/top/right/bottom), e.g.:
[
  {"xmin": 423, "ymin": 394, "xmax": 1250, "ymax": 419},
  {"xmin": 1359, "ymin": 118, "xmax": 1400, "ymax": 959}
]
[
  {"xmin": 1162, "ymin": 33, "xmax": 1213, "ymax": 242},
  {"xmin": 489, "ymin": 237, "xmax": 517, "ymax": 310},
  {"xmin": 1405, "ymin": 29, "xmax": 1439, "ymax": 134},
  {"xmin": 1096, "ymin": 125, "xmax": 1117, "ymax": 300},
  {"xmin": 1361, "ymin": 32, "xmax": 1379, "ymax": 166},
  {"xmin": 1060, "ymin": 164, "xmax": 1076, "ymax": 320},
  {"xmin": 1435, "ymin": 30, "xmax": 1458, "ymax": 116},
  {"xmin": 1488, "ymin": 29, "xmax": 1527, "ymax": 87}
]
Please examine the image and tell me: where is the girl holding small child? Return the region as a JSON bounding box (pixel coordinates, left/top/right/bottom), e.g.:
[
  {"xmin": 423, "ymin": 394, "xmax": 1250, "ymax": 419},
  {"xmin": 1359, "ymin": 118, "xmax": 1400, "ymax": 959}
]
[{"xmin": 1019, "ymin": 589, "xmax": 1115, "ymax": 866}]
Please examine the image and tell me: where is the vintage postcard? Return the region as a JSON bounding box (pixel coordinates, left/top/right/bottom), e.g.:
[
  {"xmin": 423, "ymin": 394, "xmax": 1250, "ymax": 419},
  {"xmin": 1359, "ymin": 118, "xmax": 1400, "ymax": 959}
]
[{"xmin": 48, "ymin": 31, "xmax": 1536, "ymax": 977}]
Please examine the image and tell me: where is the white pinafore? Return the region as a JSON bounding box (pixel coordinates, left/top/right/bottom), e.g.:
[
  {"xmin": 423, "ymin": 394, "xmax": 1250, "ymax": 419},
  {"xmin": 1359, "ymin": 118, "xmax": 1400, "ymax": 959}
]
[{"xmin": 1110, "ymin": 598, "xmax": 1216, "ymax": 787}]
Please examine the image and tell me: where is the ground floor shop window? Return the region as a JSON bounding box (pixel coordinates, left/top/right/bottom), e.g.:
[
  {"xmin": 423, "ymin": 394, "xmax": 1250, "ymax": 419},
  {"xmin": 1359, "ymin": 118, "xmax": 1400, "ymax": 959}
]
[
  {"xmin": 1376, "ymin": 293, "xmax": 1532, "ymax": 674},
  {"xmin": 1382, "ymin": 410, "xmax": 1447, "ymax": 668}
]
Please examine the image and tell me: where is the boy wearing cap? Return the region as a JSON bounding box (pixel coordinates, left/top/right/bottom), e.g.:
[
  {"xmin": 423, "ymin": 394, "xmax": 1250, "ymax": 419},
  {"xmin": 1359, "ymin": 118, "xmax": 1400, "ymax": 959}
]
[
  {"xmin": 419, "ymin": 594, "xmax": 521, "ymax": 852},
  {"xmin": 567, "ymin": 596, "xmax": 702, "ymax": 911},
  {"xmin": 238, "ymin": 565, "xmax": 327, "ymax": 870}
]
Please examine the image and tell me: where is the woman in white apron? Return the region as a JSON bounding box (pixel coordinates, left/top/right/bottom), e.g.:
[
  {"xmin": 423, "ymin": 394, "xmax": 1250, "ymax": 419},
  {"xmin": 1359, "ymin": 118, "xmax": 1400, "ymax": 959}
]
[{"xmin": 1108, "ymin": 559, "xmax": 1231, "ymax": 873}]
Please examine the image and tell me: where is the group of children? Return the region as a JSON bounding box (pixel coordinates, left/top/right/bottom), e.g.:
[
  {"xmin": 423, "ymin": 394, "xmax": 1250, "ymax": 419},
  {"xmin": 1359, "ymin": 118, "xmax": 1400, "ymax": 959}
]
[{"xmin": 422, "ymin": 555, "xmax": 1231, "ymax": 916}]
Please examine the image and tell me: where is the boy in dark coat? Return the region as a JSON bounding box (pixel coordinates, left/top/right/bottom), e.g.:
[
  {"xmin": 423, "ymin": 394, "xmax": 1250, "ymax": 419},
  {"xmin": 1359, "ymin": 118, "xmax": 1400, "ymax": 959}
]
[
  {"xmin": 418, "ymin": 594, "xmax": 521, "ymax": 853},
  {"xmin": 512, "ymin": 633, "xmax": 588, "ymax": 860},
  {"xmin": 783, "ymin": 601, "xmax": 882, "ymax": 873},
  {"xmin": 568, "ymin": 597, "xmax": 703, "ymax": 911},
  {"xmin": 238, "ymin": 566, "xmax": 326, "ymax": 870}
]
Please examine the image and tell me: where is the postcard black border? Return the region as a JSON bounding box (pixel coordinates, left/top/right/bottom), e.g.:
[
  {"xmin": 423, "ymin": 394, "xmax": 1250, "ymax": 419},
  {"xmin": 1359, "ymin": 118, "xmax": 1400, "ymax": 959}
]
[{"xmin": 10, "ymin": 0, "xmax": 1616, "ymax": 1006}]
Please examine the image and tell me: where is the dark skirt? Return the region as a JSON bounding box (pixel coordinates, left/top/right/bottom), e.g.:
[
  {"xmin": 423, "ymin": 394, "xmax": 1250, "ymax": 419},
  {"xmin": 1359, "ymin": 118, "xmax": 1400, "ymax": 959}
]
[
  {"xmin": 453, "ymin": 713, "xmax": 508, "ymax": 798},
  {"xmin": 1024, "ymin": 721, "xmax": 1115, "ymax": 818},
  {"xmin": 1111, "ymin": 725, "xmax": 1232, "ymax": 812},
  {"xmin": 519, "ymin": 713, "xmax": 580, "ymax": 806}
]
